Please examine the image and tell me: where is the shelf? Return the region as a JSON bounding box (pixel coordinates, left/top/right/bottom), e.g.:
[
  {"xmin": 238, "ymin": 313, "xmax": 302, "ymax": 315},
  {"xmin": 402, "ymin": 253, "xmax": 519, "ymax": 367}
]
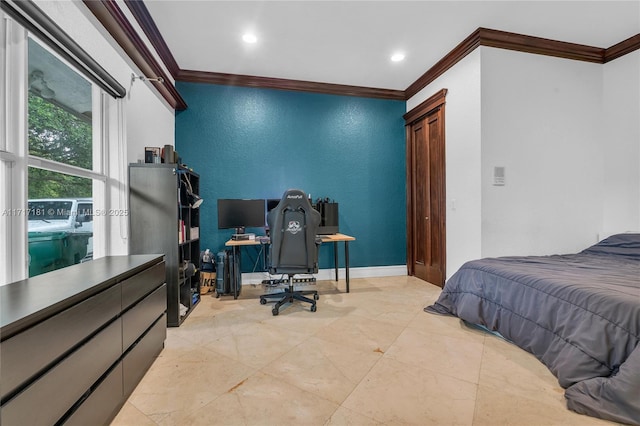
[
  {"xmin": 179, "ymin": 238, "xmax": 199, "ymax": 246},
  {"xmin": 129, "ymin": 163, "xmax": 201, "ymax": 327},
  {"xmin": 178, "ymin": 297, "xmax": 199, "ymax": 325}
]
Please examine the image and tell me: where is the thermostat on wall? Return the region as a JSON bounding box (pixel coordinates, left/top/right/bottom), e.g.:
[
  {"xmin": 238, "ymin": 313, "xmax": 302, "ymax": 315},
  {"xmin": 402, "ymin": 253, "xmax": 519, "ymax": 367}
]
[{"xmin": 493, "ymin": 166, "xmax": 505, "ymax": 186}]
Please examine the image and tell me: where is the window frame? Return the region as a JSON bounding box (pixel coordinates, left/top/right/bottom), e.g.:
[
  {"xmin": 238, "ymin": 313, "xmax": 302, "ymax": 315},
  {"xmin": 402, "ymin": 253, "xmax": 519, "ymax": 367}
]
[{"xmin": 1, "ymin": 12, "xmax": 117, "ymax": 284}]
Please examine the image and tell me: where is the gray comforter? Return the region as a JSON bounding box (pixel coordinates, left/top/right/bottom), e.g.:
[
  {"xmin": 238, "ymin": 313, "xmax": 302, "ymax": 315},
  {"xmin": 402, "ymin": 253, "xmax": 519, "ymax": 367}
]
[{"xmin": 426, "ymin": 233, "xmax": 640, "ymax": 425}]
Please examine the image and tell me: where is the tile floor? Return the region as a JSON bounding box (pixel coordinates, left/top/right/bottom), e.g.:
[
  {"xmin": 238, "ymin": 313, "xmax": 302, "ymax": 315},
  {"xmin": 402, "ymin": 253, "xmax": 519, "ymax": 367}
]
[{"xmin": 111, "ymin": 276, "xmax": 618, "ymax": 426}]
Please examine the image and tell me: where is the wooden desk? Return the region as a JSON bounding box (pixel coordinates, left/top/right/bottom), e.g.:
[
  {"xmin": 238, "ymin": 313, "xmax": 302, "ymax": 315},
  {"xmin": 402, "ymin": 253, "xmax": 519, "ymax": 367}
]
[
  {"xmin": 318, "ymin": 233, "xmax": 355, "ymax": 292},
  {"xmin": 225, "ymin": 233, "xmax": 356, "ymax": 293}
]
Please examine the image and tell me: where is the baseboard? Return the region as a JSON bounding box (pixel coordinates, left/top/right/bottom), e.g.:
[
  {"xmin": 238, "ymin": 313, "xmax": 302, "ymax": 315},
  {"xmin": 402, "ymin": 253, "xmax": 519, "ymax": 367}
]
[{"xmin": 241, "ymin": 265, "xmax": 407, "ymax": 285}]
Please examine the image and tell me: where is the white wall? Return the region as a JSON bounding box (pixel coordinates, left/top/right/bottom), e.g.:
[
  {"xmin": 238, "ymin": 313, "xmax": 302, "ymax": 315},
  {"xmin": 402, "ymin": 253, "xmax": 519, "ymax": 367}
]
[
  {"xmin": 407, "ymin": 50, "xmax": 482, "ymax": 278},
  {"xmin": 407, "ymin": 46, "xmax": 640, "ymax": 278},
  {"xmin": 602, "ymin": 50, "xmax": 640, "ymax": 235},
  {"xmin": 34, "ymin": 1, "xmax": 176, "ymax": 255},
  {"xmin": 480, "ymin": 47, "xmax": 604, "ymax": 256}
]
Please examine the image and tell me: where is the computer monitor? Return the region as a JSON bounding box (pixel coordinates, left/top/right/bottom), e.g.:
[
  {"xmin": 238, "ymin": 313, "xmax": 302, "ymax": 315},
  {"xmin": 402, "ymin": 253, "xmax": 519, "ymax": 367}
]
[{"xmin": 217, "ymin": 199, "xmax": 266, "ymax": 233}]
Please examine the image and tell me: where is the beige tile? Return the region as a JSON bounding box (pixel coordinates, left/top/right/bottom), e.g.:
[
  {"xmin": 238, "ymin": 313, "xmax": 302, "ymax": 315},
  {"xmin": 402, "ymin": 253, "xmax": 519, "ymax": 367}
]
[
  {"xmin": 407, "ymin": 309, "xmax": 487, "ymax": 343},
  {"xmin": 126, "ymin": 347, "xmax": 255, "ymax": 419},
  {"xmin": 323, "ymin": 294, "xmax": 423, "ymax": 328},
  {"xmin": 255, "ymin": 296, "xmax": 344, "ymax": 334},
  {"xmin": 158, "ymin": 332, "xmax": 205, "ymax": 359},
  {"xmin": 384, "ymin": 326, "xmax": 484, "ymax": 384},
  {"xmin": 478, "ymin": 333, "xmax": 562, "ymax": 404},
  {"xmin": 203, "ymin": 321, "xmax": 311, "ymax": 369},
  {"xmin": 324, "ymin": 406, "xmax": 383, "ymax": 425},
  {"xmin": 263, "ymin": 335, "xmax": 383, "ymax": 404},
  {"xmin": 473, "ymin": 384, "xmax": 615, "ymax": 426},
  {"xmin": 176, "ymin": 371, "xmax": 339, "ymax": 425},
  {"xmin": 175, "ymin": 305, "xmax": 266, "ymax": 347},
  {"xmin": 314, "ymin": 313, "xmax": 405, "ymax": 353},
  {"xmin": 110, "ymin": 401, "xmax": 161, "ymax": 426},
  {"xmin": 110, "ymin": 276, "xmax": 618, "ymax": 426},
  {"xmin": 342, "ymin": 357, "xmax": 477, "ymax": 425}
]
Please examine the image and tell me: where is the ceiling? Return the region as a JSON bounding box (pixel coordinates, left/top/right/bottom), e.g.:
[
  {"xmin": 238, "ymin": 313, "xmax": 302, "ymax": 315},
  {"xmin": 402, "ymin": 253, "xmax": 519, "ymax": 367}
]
[{"xmin": 142, "ymin": 1, "xmax": 640, "ymax": 91}]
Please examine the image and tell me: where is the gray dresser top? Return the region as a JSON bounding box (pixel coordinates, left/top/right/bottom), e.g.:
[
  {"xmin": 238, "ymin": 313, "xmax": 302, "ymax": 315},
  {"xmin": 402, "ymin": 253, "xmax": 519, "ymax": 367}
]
[{"xmin": 1, "ymin": 255, "xmax": 163, "ymax": 338}]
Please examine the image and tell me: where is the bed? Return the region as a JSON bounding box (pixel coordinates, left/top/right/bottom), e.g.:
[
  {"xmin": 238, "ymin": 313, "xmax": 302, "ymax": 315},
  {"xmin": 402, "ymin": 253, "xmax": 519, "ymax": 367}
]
[{"xmin": 426, "ymin": 233, "xmax": 640, "ymax": 425}]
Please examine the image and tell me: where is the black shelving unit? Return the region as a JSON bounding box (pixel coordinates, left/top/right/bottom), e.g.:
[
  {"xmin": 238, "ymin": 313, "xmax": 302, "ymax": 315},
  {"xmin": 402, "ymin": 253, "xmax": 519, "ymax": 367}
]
[{"xmin": 129, "ymin": 163, "xmax": 201, "ymax": 326}]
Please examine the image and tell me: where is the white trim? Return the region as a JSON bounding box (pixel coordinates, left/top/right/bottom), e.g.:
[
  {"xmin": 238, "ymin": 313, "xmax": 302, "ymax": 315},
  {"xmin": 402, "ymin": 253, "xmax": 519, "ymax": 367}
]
[
  {"xmin": 240, "ymin": 265, "xmax": 407, "ymax": 285},
  {"xmin": 28, "ymin": 156, "xmax": 107, "ymax": 181},
  {"xmin": 0, "ymin": 150, "xmax": 16, "ymax": 162},
  {"xmin": 91, "ymin": 89, "xmax": 107, "ymax": 260},
  {"xmin": 3, "ymin": 15, "xmax": 28, "ymax": 284},
  {"xmin": 1, "ymin": 14, "xmax": 7, "ymax": 153}
]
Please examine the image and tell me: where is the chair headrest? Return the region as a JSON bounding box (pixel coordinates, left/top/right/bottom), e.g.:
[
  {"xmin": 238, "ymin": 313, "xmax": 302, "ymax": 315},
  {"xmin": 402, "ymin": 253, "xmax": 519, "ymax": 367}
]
[{"xmin": 278, "ymin": 189, "xmax": 310, "ymax": 208}]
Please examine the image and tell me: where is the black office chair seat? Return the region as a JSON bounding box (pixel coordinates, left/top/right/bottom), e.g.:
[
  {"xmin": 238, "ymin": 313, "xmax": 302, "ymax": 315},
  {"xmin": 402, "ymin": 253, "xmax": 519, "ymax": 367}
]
[{"xmin": 260, "ymin": 189, "xmax": 321, "ymax": 316}]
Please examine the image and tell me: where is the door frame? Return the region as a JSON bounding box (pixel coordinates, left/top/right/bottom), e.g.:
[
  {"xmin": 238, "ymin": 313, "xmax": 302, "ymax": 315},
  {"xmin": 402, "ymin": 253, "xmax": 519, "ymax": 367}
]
[{"xmin": 404, "ymin": 89, "xmax": 447, "ymax": 283}]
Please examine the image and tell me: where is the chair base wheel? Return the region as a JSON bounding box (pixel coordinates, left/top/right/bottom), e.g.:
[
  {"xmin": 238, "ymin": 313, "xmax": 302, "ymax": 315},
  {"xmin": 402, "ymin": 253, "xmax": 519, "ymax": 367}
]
[{"xmin": 260, "ymin": 275, "xmax": 319, "ymax": 315}]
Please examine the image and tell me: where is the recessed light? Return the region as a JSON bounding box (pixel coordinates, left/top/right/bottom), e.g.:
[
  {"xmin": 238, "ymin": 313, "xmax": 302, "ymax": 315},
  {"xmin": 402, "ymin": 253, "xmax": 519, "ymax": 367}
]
[
  {"xmin": 391, "ymin": 52, "xmax": 405, "ymax": 62},
  {"xmin": 242, "ymin": 33, "xmax": 257, "ymax": 44}
]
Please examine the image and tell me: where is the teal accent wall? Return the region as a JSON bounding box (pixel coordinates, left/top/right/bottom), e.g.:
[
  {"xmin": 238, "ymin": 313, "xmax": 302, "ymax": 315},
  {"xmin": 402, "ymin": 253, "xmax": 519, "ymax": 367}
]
[{"xmin": 175, "ymin": 82, "xmax": 406, "ymax": 271}]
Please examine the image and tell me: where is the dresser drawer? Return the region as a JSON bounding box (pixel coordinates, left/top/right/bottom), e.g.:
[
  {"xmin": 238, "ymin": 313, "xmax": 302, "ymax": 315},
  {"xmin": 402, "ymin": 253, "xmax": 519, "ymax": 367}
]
[
  {"xmin": 1, "ymin": 318, "xmax": 122, "ymax": 426},
  {"xmin": 63, "ymin": 361, "xmax": 124, "ymax": 426},
  {"xmin": 121, "ymin": 261, "xmax": 165, "ymax": 311},
  {"xmin": 123, "ymin": 314, "xmax": 166, "ymax": 397},
  {"xmin": 122, "ymin": 283, "xmax": 167, "ymax": 350},
  {"xmin": 0, "ymin": 283, "xmax": 121, "ymax": 400}
]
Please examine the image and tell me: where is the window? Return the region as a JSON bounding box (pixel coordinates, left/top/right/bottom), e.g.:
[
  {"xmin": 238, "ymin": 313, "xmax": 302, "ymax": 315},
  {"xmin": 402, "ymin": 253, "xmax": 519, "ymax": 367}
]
[
  {"xmin": 27, "ymin": 38, "xmax": 93, "ymax": 168},
  {"xmin": 1, "ymin": 11, "xmax": 119, "ymax": 284},
  {"xmin": 25, "ymin": 36, "xmax": 97, "ymax": 277}
]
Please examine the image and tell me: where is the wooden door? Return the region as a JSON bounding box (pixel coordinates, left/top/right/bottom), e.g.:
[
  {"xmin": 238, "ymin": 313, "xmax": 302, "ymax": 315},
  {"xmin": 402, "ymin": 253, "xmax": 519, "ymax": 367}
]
[{"xmin": 405, "ymin": 90, "xmax": 446, "ymax": 287}]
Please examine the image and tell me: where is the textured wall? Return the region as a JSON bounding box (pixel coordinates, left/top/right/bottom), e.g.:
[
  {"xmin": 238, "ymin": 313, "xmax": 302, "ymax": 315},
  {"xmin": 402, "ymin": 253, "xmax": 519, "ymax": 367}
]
[{"xmin": 175, "ymin": 83, "xmax": 406, "ymax": 270}]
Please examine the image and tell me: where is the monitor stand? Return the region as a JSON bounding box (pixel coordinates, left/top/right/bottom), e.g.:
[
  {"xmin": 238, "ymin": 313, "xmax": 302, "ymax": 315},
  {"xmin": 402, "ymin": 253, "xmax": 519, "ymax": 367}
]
[{"xmin": 232, "ymin": 227, "xmax": 256, "ymax": 241}]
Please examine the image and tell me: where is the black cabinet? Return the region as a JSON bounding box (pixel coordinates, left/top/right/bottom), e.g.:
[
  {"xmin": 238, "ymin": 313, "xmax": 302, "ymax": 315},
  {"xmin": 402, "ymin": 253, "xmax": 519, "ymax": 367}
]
[
  {"xmin": 0, "ymin": 255, "xmax": 166, "ymax": 426},
  {"xmin": 129, "ymin": 163, "xmax": 201, "ymax": 326}
]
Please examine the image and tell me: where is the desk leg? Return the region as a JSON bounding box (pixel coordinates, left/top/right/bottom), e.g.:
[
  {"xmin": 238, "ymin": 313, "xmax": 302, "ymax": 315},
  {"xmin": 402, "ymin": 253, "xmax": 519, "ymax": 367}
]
[
  {"xmin": 333, "ymin": 241, "xmax": 339, "ymax": 282},
  {"xmin": 233, "ymin": 246, "xmax": 240, "ymax": 299},
  {"xmin": 344, "ymin": 241, "xmax": 350, "ymax": 293}
]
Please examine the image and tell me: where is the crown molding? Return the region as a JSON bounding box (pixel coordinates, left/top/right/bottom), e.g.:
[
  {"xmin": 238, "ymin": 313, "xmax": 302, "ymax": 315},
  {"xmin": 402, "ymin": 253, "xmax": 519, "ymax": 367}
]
[
  {"xmin": 605, "ymin": 33, "xmax": 640, "ymax": 63},
  {"xmin": 405, "ymin": 29, "xmax": 482, "ymax": 100},
  {"xmin": 124, "ymin": 0, "xmax": 180, "ymax": 78},
  {"xmin": 176, "ymin": 69, "xmax": 406, "ymax": 100},
  {"xmin": 478, "ymin": 27, "xmax": 605, "ymax": 62},
  {"xmin": 406, "ymin": 28, "xmax": 610, "ymax": 99},
  {"xmin": 82, "ymin": 0, "xmax": 187, "ymax": 110}
]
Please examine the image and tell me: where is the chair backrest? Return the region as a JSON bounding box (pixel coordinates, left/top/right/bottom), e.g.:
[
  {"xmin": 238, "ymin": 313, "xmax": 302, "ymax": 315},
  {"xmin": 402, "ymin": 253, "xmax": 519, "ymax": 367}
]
[{"xmin": 268, "ymin": 189, "xmax": 321, "ymax": 275}]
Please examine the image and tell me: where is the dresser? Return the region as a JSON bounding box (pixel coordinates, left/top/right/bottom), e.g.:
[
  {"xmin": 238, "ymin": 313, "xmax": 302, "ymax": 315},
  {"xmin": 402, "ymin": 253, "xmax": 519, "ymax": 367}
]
[{"xmin": 0, "ymin": 255, "xmax": 166, "ymax": 425}]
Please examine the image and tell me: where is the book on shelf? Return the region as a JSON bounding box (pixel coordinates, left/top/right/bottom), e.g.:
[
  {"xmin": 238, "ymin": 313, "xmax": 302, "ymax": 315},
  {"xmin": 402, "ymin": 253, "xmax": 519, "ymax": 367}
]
[
  {"xmin": 179, "ymin": 220, "xmax": 185, "ymax": 243},
  {"xmin": 190, "ymin": 227, "xmax": 199, "ymax": 240}
]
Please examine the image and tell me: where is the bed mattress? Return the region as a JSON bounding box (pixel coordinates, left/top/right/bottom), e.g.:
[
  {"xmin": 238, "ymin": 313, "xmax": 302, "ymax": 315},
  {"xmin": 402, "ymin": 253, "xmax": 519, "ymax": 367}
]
[{"xmin": 426, "ymin": 233, "xmax": 640, "ymax": 425}]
